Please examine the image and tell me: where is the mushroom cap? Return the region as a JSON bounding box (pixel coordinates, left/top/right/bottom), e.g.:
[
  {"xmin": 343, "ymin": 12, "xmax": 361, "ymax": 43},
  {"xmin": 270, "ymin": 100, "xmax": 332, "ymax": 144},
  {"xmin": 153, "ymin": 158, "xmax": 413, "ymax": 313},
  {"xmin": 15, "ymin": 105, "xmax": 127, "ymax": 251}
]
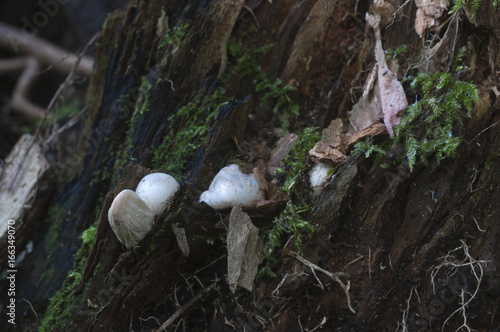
[
  {"xmin": 309, "ymin": 162, "xmax": 334, "ymax": 196},
  {"xmin": 199, "ymin": 164, "xmax": 264, "ymax": 210},
  {"xmin": 108, "ymin": 189, "xmax": 154, "ymax": 249},
  {"xmin": 135, "ymin": 173, "xmax": 179, "ymax": 215}
]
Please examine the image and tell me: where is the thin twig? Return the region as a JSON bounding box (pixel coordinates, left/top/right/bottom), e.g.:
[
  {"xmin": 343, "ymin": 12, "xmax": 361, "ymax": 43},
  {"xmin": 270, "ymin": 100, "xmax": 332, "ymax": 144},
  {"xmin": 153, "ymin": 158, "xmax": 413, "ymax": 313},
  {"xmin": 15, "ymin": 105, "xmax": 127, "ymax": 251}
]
[
  {"xmin": 243, "ymin": 5, "xmax": 260, "ymax": 28},
  {"xmin": 0, "ymin": 22, "xmax": 93, "ymax": 76},
  {"xmin": 342, "ymin": 254, "xmax": 364, "ymax": 271},
  {"xmin": 7, "ymin": 32, "xmax": 99, "ymax": 192},
  {"xmin": 468, "ymin": 120, "xmax": 500, "ymax": 144}
]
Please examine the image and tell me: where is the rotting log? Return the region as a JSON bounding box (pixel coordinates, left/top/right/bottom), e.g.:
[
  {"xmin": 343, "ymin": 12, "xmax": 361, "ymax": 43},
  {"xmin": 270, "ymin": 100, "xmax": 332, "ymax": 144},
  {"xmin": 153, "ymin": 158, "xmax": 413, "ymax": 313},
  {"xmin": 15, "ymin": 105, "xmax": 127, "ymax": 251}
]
[{"xmin": 2, "ymin": 0, "xmax": 500, "ymax": 331}]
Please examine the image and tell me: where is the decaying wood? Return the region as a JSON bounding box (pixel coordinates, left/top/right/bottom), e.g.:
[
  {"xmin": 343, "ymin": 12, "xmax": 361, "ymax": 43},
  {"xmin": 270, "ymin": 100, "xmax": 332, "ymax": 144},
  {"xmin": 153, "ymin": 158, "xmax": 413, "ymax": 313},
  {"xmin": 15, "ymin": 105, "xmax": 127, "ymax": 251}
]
[
  {"xmin": 309, "ymin": 118, "xmax": 348, "ymax": 164},
  {"xmin": 8, "ymin": 0, "xmax": 500, "ymax": 331},
  {"xmin": 267, "ymin": 133, "xmax": 297, "ymax": 173},
  {"xmin": 346, "ymin": 122, "xmax": 387, "ymax": 148},
  {"xmin": 415, "ymin": 0, "xmax": 448, "ymax": 39},
  {"xmin": 0, "ymin": 134, "xmax": 51, "ymax": 237},
  {"xmin": 0, "ymin": 134, "xmax": 53, "ymax": 268}
]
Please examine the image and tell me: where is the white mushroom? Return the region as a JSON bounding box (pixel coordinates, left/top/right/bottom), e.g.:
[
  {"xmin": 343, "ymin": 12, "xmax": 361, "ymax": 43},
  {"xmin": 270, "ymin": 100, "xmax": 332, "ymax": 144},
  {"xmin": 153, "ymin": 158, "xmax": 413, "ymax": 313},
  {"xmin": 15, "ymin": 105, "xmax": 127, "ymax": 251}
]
[
  {"xmin": 309, "ymin": 162, "xmax": 334, "ymax": 197},
  {"xmin": 135, "ymin": 173, "xmax": 179, "ymax": 215},
  {"xmin": 199, "ymin": 164, "xmax": 264, "ymax": 210},
  {"xmin": 108, "ymin": 189, "xmax": 154, "ymax": 249}
]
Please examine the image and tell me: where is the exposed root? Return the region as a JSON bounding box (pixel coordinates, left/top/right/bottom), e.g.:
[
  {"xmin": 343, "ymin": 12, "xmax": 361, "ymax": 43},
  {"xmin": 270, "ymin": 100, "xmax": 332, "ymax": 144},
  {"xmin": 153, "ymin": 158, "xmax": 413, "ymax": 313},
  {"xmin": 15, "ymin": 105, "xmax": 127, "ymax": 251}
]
[
  {"xmin": 430, "ymin": 240, "xmax": 489, "ymax": 332},
  {"xmin": 286, "ymin": 250, "xmax": 355, "ymax": 313},
  {"xmin": 396, "ymin": 286, "xmax": 419, "ymax": 332},
  {"xmin": 386, "ymin": 0, "xmax": 411, "ymax": 29},
  {"xmin": 154, "ymin": 280, "xmax": 217, "ymax": 332},
  {"xmin": 21, "ymin": 298, "xmax": 39, "ymax": 323}
]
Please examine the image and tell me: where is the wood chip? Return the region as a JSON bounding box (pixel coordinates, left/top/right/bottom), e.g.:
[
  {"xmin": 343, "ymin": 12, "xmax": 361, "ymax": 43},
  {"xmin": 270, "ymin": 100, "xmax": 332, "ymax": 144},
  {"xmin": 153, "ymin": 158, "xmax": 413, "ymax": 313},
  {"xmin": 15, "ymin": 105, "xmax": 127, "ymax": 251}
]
[
  {"xmin": 267, "ymin": 133, "xmax": 297, "ymax": 173},
  {"xmin": 347, "ymin": 123, "xmax": 387, "ymax": 149},
  {"xmin": 309, "ymin": 119, "xmax": 348, "ymax": 164},
  {"xmin": 172, "ymin": 223, "xmax": 190, "ymax": 257},
  {"xmin": 227, "ymin": 207, "xmax": 264, "ymax": 293}
]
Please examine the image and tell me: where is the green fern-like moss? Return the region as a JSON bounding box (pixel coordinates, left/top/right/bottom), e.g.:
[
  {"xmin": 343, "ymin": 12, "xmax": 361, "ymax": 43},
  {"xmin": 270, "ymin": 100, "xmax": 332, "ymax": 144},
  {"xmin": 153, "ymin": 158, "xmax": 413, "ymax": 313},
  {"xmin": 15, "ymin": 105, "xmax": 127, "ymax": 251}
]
[
  {"xmin": 278, "ymin": 127, "xmax": 321, "ymax": 195},
  {"xmin": 228, "ymin": 42, "xmax": 300, "ymax": 131},
  {"xmin": 448, "ymin": 0, "xmax": 499, "ymax": 17},
  {"xmin": 263, "ymin": 202, "xmax": 314, "ymax": 260},
  {"xmin": 151, "ymin": 87, "xmax": 227, "ymax": 180},
  {"xmin": 354, "ymin": 70, "xmax": 479, "ymax": 171}
]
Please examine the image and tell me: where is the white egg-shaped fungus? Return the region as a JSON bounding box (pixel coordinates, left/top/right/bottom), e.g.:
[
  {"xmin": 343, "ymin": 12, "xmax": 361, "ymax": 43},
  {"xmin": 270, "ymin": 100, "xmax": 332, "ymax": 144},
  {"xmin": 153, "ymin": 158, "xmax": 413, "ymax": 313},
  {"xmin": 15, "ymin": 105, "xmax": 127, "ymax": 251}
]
[
  {"xmin": 136, "ymin": 173, "xmax": 179, "ymax": 215},
  {"xmin": 309, "ymin": 162, "xmax": 334, "ymax": 197},
  {"xmin": 199, "ymin": 164, "xmax": 264, "ymax": 210},
  {"xmin": 108, "ymin": 189, "xmax": 155, "ymax": 249}
]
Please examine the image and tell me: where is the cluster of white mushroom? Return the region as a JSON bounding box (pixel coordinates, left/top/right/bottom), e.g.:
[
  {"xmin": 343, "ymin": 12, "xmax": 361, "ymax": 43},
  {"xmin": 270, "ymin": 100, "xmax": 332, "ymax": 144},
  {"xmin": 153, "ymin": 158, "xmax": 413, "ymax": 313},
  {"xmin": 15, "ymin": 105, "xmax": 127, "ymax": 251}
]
[
  {"xmin": 108, "ymin": 173, "xmax": 179, "ymax": 249},
  {"xmin": 108, "ymin": 162, "xmax": 331, "ymax": 249}
]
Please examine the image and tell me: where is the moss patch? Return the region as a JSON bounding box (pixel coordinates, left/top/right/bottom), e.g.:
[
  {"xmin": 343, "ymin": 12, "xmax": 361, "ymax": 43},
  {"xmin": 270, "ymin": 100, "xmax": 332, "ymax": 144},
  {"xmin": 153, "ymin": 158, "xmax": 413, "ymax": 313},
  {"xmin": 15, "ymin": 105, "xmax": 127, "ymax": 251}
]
[
  {"xmin": 151, "ymin": 87, "xmax": 227, "ymax": 181},
  {"xmin": 39, "ymin": 222, "xmax": 97, "ymax": 331},
  {"xmin": 353, "ymin": 69, "xmax": 480, "ymax": 171}
]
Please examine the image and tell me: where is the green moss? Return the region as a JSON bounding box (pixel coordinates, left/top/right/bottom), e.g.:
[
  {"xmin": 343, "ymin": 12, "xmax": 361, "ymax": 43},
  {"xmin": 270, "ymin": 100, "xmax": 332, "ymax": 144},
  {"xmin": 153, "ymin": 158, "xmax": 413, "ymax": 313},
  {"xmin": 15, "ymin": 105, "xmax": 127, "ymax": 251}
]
[
  {"xmin": 158, "ymin": 23, "xmax": 189, "ymax": 49},
  {"xmin": 189, "ymin": 232, "xmax": 226, "ymax": 246},
  {"xmin": 39, "ymin": 223, "xmax": 97, "ymax": 331},
  {"xmin": 39, "ymin": 270, "xmax": 82, "ymax": 331},
  {"xmin": 255, "ymin": 78, "xmax": 299, "ymax": 131},
  {"xmin": 228, "ymin": 43, "xmax": 299, "ymax": 131},
  {"xmin": 263, "ymin": 202, "xmax": 314, "ymax": 260},
  {"xmin": 447, "ymin": 0, "xmax": 499, "ymax": 17},
  {"xmin": 259, "ymin": 127, "xmax": 320, "ymax": 270},
  {"xmin": 145, "ymin": 220, "xmax": 170, "ymax": 255},
  {"xmin": 137, "ymin": 77, "xmax": 152, "ymax": 116},
  {"xmin": 385, "ymin": 45, "xmax": 409, "ymax": 60},
  {"xmin": 353, "ymin": 69, "xmax": 480, "ymax": 171},
  {"xmin": 81, "ymin": 225, "xmax": 97, "ymax": 246},
  {"xmin": 277, "ymin": 127, "xmax": 321, "ymax": 196},
  {"xmin": 44, "ymin": 204, "xmax": 66, "ymax": 261},
  {"xmin": 36, "ymin": 268, "xmax": 55, "ymax": 287},
  {"xmin": 227, "ymin": 37, "xmax": 245, "ymax": 58},
  {"xmin": 484, "ymin": 148, "xmax": 500, "ymax": 170},
  {"xmin": 152, "ymin": 87, "xmax": 227, "ymax": 181}
]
